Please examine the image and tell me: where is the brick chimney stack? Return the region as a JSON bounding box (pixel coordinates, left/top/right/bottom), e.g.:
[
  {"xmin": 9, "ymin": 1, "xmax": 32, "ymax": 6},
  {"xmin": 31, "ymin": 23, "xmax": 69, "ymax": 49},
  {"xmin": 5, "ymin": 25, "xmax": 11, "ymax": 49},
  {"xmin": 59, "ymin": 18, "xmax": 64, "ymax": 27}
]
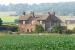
[
  {"xmin": 52, "ymin": 12, "xmax": 55, "ymax": 16},
  {"xmin": 30, "ymin": 11, "xmax": 35, "ymax": 17},
  {"xmin": 48, "ymin": 12, "xmax": 51, "ymax": 16},
  {"xmin": 23, "ymin": 12, "xmax": 26, "ymax": 15}
]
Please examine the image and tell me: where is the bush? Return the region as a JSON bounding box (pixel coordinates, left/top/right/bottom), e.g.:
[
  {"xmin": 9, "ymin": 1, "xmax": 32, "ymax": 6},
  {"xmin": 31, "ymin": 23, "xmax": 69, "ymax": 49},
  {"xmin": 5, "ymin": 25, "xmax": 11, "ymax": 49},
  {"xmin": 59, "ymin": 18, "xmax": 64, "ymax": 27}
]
[
  {"xmin": 0, "ymin": 25, "xmax": 18, "ymax": 32},
  {"xmin": 65, "ymin": 29, "xmax": 73, "ymax": 34},
  {"xmin": 8, "ymin": 26, "xmax": 18, "ymax": 32},
  {"xmin": 8, "ymin": 31, "xmax": 13, "ymax": 34},
  {"xmin": 65, "ymin": 28, "xmax": 75, "ymax": 34},
  {"xmin": 35, "ymin": 25, "xmax": 44, "ymax": 33},
  {"xmin": 51, "ymin": 24, "xmax": 63, "ymax": 34},
  {"xmin": 72, "ymin": 28, "xmax": 75, "ymax": 33}
]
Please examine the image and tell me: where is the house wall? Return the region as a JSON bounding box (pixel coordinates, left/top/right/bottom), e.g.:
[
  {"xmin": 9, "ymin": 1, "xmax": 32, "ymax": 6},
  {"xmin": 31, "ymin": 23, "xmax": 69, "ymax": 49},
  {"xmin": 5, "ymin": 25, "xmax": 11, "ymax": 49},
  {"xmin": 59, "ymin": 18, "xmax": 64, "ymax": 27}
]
[
  {"xmin": 45, "ymin": 15, "xmax": 60, "ymax": 31},
  {"xmin": 66, "ymin": 24, "xmax": 75, "ymax": 30},
  {"xmin": 18, "ymin": 19, "xmax": 39, "ymax": 32},
  {"xmin": 18, "ymin": 24, "xmax": 32, "ymax": 32},
  {"xmin": 45, "ymin": 15, "xmax": 53, "ymax": 30}
]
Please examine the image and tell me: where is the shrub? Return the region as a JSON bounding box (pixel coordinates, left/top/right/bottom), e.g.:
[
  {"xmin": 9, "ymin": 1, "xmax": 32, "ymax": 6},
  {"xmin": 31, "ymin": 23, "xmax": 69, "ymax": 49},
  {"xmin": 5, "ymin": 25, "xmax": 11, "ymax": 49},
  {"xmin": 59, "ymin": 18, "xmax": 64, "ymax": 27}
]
[
  {"xmin": 35, "ymin": 25, "xmax": 44, "ymax": 33},
  {"xmin": 51, "ymin": 24, "xmax": 63, "ymax": 34},
  {"xmin": 9, "ymin": 26, "xmax": 18, "ymax": 32},
  {"xmin": 65, "ymin": 28, "xmax": 75, "ymax": 34},
  {"xmin": 72, "ymin": 28, "xmax": 75, "ymax": 33},
  {"xmin": 8, "ymin": 31, "xmax": 13, "ymax": 34},
  {"xmin": 0, "ymin": 25, "xmax": 18, "ymax": 32},
  {"xmin": 65, "ymin": 29, "xmax": 73, "ymax": 34}
]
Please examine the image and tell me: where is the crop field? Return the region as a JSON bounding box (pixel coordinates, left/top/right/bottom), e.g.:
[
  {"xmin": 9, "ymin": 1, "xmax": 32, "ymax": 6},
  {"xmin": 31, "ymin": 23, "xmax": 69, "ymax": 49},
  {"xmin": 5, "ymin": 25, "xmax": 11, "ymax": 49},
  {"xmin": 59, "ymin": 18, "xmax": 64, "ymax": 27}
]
[{"xmin": 0, "ymin": 34, "xmax": 75, "ymax": 50}]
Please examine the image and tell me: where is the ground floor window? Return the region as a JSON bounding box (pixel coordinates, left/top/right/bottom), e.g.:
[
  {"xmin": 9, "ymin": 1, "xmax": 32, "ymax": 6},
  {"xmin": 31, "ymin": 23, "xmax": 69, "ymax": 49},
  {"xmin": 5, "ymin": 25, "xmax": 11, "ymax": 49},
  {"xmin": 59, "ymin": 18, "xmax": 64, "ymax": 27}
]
[{"xmin": 27, "ymin": 29, "xmax": 29, "ymax": 32}]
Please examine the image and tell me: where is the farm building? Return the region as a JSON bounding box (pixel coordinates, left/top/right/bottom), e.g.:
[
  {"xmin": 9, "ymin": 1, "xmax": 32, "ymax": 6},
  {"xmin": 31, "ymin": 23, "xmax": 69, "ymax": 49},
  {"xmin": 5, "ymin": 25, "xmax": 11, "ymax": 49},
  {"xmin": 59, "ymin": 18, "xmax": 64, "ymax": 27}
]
[
  {"xmin": 18, "ymin": 12, "xmax": 60, "ymax": 32},
  {"xmin": 60, "ymin": 16, "xmax": 75, "ymax": 30}
]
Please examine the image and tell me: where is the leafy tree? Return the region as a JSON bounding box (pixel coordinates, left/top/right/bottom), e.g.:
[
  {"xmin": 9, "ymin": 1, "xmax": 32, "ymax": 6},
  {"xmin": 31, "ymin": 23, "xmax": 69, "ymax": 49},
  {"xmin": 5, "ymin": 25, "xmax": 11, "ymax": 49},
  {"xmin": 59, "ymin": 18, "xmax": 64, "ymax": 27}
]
[
  {"xmin": 35, "ymin": 25, "xmax": 44, "ymax": 33},
  {"xmin": 0, "ymin": 18, "xmax": 3, "ymax": 26},
  {"xmin": 0, "ymin": 2, "xmax": 75, "ymax": 16}
]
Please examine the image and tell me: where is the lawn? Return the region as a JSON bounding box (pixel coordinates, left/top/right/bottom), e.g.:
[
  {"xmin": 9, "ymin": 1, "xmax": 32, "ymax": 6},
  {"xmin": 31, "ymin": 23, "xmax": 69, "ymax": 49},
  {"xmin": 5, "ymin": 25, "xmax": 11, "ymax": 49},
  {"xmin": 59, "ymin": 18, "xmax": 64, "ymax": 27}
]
[{"xmin": 0, "ymin": 34, "xmax": 75, "ymax": 50}]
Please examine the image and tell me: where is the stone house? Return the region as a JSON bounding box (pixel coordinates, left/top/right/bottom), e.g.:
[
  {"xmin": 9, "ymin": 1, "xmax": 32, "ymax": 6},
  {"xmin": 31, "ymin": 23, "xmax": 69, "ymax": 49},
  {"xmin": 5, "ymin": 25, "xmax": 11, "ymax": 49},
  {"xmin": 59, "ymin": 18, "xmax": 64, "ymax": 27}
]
[{"xmin": 18, "ymin": 12, "xmax": 60, "ymax": 32}]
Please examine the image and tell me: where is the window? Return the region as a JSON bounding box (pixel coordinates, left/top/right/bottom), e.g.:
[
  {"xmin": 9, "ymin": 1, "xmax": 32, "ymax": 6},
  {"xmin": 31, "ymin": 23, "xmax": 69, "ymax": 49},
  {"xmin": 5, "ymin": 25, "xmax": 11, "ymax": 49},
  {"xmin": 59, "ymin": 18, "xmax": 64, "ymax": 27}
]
[
  {"xmin": 19, "ymin": 20, "xmax": 23, "ymax": 24},
  {"xmin": 27, "ymin": 29, "xmax": 29, "ymax": 32},
  {"xmin": 25, "ymin": 20, "xmax": 31, "ymax": 24},
  {"xmin": 23, "ymin": 21, "xmax": 25, "ymax": 24},
  {"xmin": 19, "ymin": 20, "xmax": 31, "ymax": 24},
  {"xmin": 42, "ymin": 20, "xmax": 45, "ymax": 24},
  {"xmin": 40, "ymin": 20, "xmax": 45, "ymax": 24},
  {"xmin": 25, "ymin": 20, "xmax": 29, "ymax": 24},
  {"xmin": 40, "ymin": 21, "xmax": 42, "ymax": 24}
]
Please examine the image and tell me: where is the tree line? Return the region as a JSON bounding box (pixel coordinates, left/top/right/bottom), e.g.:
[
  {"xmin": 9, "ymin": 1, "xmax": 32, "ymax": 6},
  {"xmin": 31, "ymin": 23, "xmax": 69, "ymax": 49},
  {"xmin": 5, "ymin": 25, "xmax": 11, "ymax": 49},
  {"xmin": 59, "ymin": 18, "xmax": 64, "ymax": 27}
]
[{"xmin": 0, "ymin": 2, "xmax": 75, "ymax": 16}]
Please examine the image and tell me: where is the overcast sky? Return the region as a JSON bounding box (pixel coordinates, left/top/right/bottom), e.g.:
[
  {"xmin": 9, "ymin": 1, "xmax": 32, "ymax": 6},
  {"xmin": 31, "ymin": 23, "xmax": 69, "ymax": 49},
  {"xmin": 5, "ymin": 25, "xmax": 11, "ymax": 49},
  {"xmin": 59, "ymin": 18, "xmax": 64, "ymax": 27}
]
[{"xmin": 0, "ymin": 0, "xmax": 75, "ymax": 5}]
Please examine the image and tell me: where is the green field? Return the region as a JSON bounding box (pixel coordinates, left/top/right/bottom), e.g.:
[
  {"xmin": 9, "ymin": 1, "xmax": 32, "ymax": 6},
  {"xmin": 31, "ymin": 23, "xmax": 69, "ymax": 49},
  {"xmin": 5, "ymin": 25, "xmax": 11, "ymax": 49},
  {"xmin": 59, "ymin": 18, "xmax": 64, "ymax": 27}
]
[
  {"xmin": 0, "ymin": 15, "xmax": 18, "ymax": 23},
  {"xmin": 0, "ymin": 12, "xmax": 18, "ymax": 23},
  {"xmin": 0, "ymin": 34, "xmax": 75, "ymax": 50}
]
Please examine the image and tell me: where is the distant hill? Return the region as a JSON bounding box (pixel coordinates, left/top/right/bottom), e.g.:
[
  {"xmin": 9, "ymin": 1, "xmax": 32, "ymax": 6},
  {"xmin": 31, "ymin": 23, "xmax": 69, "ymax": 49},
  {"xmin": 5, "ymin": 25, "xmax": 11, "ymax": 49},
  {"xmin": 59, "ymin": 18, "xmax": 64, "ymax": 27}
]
[{"xmin": 0, "ymin": 2, "xmax": 75, "ymax": 16}]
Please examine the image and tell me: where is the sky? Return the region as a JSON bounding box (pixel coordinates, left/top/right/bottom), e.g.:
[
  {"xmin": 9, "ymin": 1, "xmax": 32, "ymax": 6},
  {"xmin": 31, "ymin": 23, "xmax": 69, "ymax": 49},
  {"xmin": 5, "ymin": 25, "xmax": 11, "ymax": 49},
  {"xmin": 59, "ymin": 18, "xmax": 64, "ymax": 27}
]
[{"xmin": 0, "ymin": 0, "xmax": 75, "ymax": 5}]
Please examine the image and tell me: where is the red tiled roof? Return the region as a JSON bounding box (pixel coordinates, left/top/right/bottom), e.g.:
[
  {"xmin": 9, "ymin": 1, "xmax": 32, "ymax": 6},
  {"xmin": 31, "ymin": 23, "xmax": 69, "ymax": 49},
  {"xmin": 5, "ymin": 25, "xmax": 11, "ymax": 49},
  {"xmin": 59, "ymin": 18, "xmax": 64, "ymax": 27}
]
[
  {"xmin": 19, "ymin": 14, "xmax": 32, "ymax": 20},
  {"xmin": 36, "ymin": 15, "xmax": 49, "ymax": 20},
  {"xmin": 19, "ymin": 13, "xmax": 58, "ymax": 21}
]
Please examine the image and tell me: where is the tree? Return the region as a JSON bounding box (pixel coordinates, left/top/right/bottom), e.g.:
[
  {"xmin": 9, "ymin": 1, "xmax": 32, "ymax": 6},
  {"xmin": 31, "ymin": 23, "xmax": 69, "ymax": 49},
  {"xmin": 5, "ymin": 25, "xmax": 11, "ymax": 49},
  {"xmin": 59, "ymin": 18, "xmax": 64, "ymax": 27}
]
[
  {"xmin": 35, "ymin": 25, "xmax": 44, "ymax": 33},
  {"xmin": 0, "ymin": 18, "xmax": 3, "ymax": 26}
]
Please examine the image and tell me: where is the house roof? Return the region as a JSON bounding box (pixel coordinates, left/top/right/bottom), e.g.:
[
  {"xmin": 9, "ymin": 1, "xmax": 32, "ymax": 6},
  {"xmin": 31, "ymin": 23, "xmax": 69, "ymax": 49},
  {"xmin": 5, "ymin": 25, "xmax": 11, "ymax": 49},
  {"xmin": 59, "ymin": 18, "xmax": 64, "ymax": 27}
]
[
  {"xmin": 66, "ymin": 16, "xmax": 75, "ymax": 20},
  {"xmin": 19, "ymin": 13, "xmax": 59, "ymax": 21},
  {"xmin": 19, "ymin": 14, "xmax": 49, "ymax": 20},
  {"xmin": 35, "ymin": 15, "xmax": 49, "ymax": 20},
  {"xmin": 19, "ymin": 14, "xmax": 31, "ymax": 20}
]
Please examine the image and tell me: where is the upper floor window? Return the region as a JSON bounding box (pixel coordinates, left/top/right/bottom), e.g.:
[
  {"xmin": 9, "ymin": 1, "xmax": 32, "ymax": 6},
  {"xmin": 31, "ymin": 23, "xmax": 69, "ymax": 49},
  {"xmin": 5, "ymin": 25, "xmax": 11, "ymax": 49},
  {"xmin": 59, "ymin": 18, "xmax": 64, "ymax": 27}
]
[
  {"xmin": 25, "ymin": 20, "xmax": 29, "ymax": 24},
  {"xmin": 19, "ymin": 20, "xmax": 31, "ymax": 24},
  {"xmin": 19, "ymin": 20, "xmax": 23, "ymax": 24},
  {"xmin": 40, "ymin": 20, "xmax": 45, "ymax": 24},
  {"xmin": 23, "ymin": 21, "xmax": 25, "ymax": 24},
  {"xmin": 40, "ymin": 21, "xmax": 42, "ymax": 24}
]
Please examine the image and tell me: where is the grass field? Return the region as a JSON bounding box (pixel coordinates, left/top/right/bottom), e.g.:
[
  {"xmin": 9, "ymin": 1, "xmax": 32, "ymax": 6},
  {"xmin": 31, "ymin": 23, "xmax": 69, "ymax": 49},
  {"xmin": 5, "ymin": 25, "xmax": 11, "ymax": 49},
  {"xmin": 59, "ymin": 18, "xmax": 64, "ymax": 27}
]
[
  {"xmin": 0, "ymin": 12, "xmax": 18, "ymax": 23},
  {"xmin": 0, "ymin": 34, "xmax": 75, "ymax": 50},
  {"xmin": 0, "ymin": 15, "xmax": 18, "ymax": 23}
]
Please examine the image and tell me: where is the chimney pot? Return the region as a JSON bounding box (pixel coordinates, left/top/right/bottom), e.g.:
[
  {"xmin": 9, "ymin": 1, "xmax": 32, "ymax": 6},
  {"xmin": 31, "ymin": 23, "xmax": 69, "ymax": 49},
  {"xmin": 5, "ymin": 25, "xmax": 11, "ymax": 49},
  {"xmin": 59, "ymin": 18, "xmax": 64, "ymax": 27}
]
[
  {"xmin": 23, "ymin": 12, "xmax": 26, "ymax": 15},
  {"xmin": 48, "ymin": 12, "xmax": 51, "ymax": 16},
  {"xmin": 30, "ymin": 11, "xmax": 35, "ymax": 17},
  {"xmin": 52, "ymin": 12, "xmax": 55, "ymax": 16}
]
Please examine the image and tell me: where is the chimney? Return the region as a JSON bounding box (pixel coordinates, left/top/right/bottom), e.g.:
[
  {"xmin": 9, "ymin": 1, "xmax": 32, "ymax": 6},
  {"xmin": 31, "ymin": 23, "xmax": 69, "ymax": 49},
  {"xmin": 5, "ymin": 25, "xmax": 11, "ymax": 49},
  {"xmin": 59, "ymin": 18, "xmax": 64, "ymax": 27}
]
[
  {"xmin": 23, "ymin": 12, "xmax": 26, "ymax": 15},
  {"xmin": 30, "ymin": 11, "xmax": 35, "ymax": 17},
  {"xmin": 48, "ymin": 12, "xmax": 51, "ymax": 16},
  {"xmin": 52, "ymin": 12, "xmax": 55, "ymax": 16}
]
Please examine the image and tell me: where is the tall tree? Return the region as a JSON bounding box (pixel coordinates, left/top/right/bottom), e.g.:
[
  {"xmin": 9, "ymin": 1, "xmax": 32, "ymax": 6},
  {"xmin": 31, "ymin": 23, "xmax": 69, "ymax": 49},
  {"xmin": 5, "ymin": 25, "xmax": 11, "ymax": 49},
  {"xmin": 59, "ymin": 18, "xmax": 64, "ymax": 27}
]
[{"xmin": 0, "ymin": 18, "xmax": 3, "ymax": 26}]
